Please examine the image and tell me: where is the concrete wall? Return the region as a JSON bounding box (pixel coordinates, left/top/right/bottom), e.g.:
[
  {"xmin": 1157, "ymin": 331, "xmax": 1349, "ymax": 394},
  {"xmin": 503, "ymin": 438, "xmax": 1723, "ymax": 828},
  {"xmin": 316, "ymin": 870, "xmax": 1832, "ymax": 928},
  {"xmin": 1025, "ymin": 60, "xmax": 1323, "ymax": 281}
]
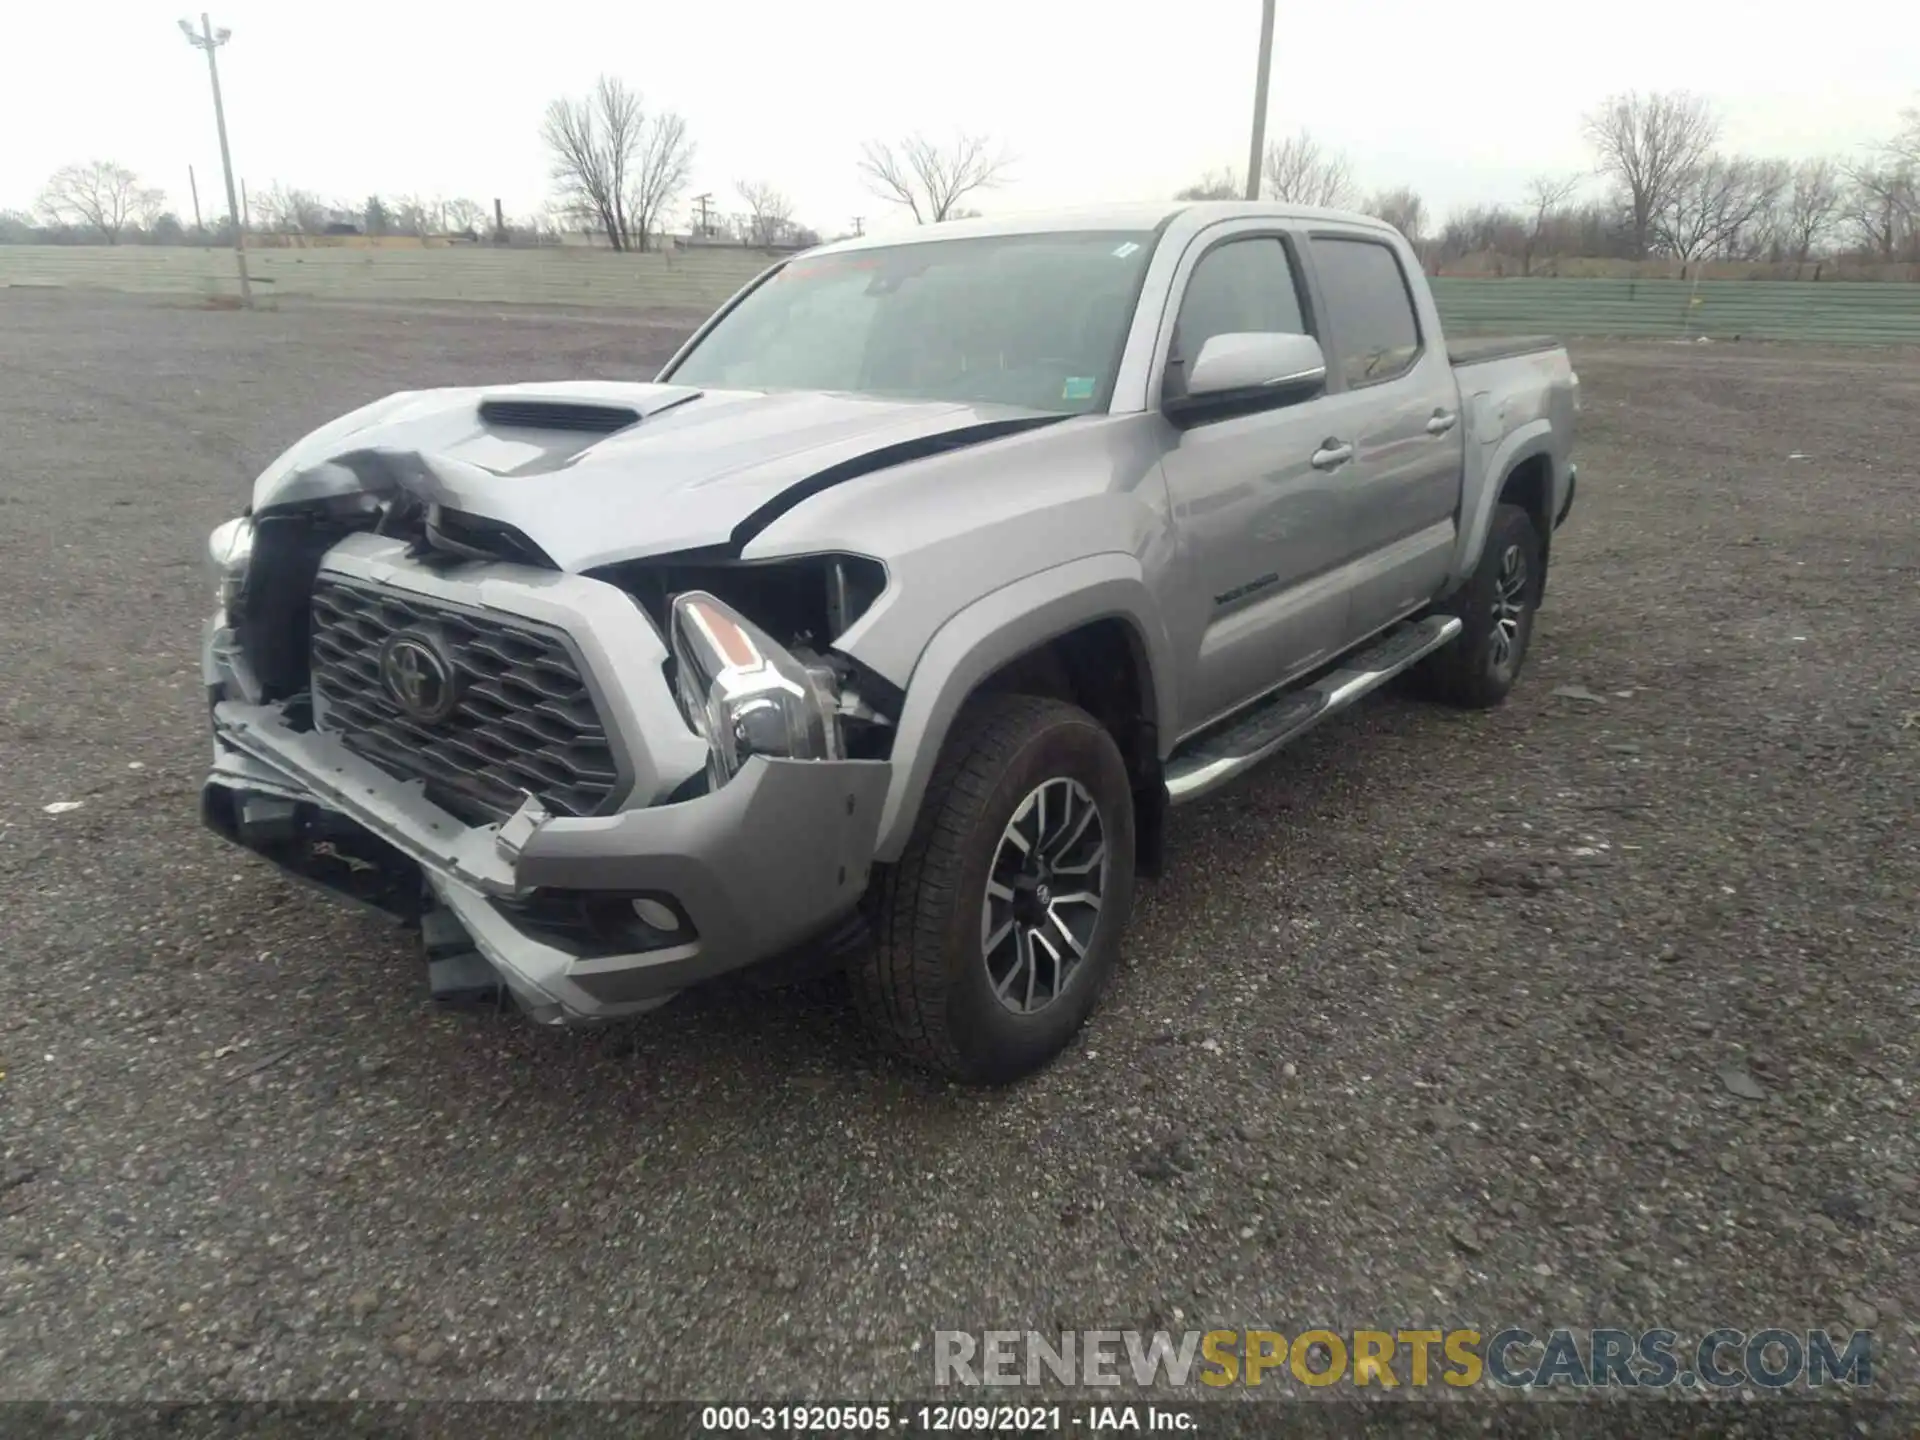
[{"xmin": 7, "ymin": 245, "xmax": 1920, "ymax": 344}]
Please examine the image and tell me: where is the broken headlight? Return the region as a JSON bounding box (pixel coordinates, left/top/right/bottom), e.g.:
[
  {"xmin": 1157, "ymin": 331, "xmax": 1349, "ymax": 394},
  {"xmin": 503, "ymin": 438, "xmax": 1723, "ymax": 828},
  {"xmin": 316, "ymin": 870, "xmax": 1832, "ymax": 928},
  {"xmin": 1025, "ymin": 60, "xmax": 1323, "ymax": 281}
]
[
  {"xmin": 206, "ymin": 515, "xmax": 255, "ymax": 618},
  {"xmin": 669, "ymin": 591, "xmax": 843, "ymax": 787}
]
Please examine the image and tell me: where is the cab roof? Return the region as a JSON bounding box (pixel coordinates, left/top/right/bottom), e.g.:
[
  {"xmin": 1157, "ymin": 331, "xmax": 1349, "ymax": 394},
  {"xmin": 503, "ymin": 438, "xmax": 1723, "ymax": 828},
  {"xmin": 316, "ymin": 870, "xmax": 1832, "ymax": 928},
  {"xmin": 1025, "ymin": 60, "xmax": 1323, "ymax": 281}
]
[{"xmin": 807, "ymin": 201, "xmax": 1396, "ymax": 256}]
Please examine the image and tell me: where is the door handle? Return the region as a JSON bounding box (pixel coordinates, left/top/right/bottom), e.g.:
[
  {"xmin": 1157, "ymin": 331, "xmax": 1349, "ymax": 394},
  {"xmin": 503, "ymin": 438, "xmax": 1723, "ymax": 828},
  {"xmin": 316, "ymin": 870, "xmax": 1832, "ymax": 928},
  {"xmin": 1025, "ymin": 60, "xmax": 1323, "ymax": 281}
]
[
  {"xmin": 1311, "ymin": 440, "xmax": 1354, "ymax": 470},
  {"xmin": 1426, "ymin": 409, "xmax": 1459, "ymax": 435}
]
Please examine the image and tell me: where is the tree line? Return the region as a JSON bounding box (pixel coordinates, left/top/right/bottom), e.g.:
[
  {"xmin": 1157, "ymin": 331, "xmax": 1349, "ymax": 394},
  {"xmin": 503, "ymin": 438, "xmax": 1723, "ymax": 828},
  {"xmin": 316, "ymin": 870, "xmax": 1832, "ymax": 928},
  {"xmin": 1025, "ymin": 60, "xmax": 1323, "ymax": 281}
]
[
  {"xmin": 9, "ymin": 86, "xmax": 1914, "ymax": 270},
  {"xmin": 1178, "ymin": 93, "xmax": 1919, "ymax": 270},
  {"xmin": 4, "ymin": 160, "xmax": 542, "ymax": 247},
  {"xmin": 531, "ymin": 74, "xmax": 1010, "ymax": 249}
]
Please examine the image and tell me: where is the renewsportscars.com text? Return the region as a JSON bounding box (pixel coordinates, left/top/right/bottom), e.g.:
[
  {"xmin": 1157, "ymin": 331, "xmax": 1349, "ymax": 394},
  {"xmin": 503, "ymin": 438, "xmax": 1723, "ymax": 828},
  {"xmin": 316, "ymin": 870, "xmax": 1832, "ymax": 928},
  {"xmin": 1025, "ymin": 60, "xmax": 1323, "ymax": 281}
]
[{"xmin": 934, "ymin": 1327, "xmax": 1873, "ymax": 1391}]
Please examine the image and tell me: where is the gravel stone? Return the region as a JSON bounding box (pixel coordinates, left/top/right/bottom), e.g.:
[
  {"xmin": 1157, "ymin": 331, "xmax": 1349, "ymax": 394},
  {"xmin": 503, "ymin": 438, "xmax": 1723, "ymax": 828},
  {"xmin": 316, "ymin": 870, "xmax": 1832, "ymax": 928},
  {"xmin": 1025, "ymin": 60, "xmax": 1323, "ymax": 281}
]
[{"xmin": 1, "ymin": 296, "xmax": 1915, "ymax": 1401}]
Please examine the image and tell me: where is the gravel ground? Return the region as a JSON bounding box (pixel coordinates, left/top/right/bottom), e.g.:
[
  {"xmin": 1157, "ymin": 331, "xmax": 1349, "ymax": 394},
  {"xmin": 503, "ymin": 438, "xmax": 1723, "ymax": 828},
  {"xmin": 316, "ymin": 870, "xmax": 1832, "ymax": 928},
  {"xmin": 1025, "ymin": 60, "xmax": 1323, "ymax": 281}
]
[{"xmin": 1, "ymin": 292, "xmax": 1915, "ymax": 1414}]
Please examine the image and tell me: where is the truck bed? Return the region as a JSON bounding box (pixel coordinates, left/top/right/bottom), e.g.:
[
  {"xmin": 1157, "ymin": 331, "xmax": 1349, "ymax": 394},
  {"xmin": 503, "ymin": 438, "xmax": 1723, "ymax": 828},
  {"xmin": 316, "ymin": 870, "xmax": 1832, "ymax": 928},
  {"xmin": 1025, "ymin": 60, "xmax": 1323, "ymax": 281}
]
[{"xmin": 1448, "ymin": 335, "xmax": 1561, "ymax": 368}]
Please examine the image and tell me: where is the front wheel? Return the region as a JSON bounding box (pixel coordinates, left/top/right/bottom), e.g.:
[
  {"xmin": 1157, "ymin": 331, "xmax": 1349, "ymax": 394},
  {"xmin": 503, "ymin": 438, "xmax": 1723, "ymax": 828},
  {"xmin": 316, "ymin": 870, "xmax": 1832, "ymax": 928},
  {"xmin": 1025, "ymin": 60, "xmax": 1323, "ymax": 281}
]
[
  {"xmin": 852, "ymin": 693, "xmax": 1136, "ymax": 1085},
  {"xmin": 1413, "ymin": 502, "xmax": 1543, "ymax": 709}
]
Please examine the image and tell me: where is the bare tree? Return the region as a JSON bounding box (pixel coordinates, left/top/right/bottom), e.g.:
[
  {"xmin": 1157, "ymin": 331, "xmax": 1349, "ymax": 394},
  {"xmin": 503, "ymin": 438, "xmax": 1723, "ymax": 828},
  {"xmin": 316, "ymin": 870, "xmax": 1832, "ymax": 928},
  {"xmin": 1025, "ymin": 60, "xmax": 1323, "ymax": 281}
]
[
  {"xmin": 627, "ymin": 110, "xmax": 694, "ymax": 251},
  {"xmin": 254, "ymin": 182, "xmax": 332, "ymax": 236},
  {"xmin": 442, "ymin": 198, "xmax": 488, "ymax": 236},
  {"xmin": 1890, "ymin": 106, "xmax": 1920, "ymax": 168},
  {"xmin": 1175, "ymin": 168, "xmax": 1239, "ymax": 201},
  {"xmin": 1842, "ymin": 161, "xmax": 1918, "ymax": 260},
  {"xmin": 542, "ymin": 75, "xmax": 641, "ymax": 249},
  {"xmin": 509, "ymin": 206, "xmax": 569, "ymax": 244},
  {"xmin": 1653, "ymin": 155, "xmax": 1787, "ymax": 261},
  {"xmin": 1776, "ymin": 157, "xmax": 1843, "ymax": 262},
  {"xmin": 37, "ymin": 161, "xmax": 165, "ymax": 244},
  {"xmin": 1518, "ymin": 174, "xmax": 1583, "ymax": 274},
  {"xmin": 1583, "ymin": 91, "xmax": 1720, "ymax": 257},
  {"xmin": 1437, "ymin": 203, "xmax": 1532, "ymax": 270},
  {"xmin": 1364, "ymin": 186, "xmax": 1426, "ymax": 243},
  {"xmin": 736, "ymin": 180, "xmax": 795, "ymax": 248},
  {"xmin": 389, "ymin": 194, "xmax": 437, "ymax": 237},
  {"xmin": 858, "ymin": 133, "xmax": 1012, "ymax": 224},
  {"xmin": 1741, "ymin": 159, "xmax": 1796, "ymax": 260},
  {"xmin": 1834, "ymin": 108, "xmax": 1920, "ymax": 261},
  {"xmin": 1261, "ymin": 130, "xmax": 1357, "ymax": 208}
]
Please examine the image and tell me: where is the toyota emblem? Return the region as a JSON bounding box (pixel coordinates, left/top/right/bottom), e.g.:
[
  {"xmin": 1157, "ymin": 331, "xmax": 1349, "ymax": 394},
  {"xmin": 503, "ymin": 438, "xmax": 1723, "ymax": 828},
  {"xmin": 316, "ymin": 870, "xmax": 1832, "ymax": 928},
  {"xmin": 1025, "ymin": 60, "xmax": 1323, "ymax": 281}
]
[{"xmin": 378, "ymin": 629, "xmax": 460, "ymax": 724}]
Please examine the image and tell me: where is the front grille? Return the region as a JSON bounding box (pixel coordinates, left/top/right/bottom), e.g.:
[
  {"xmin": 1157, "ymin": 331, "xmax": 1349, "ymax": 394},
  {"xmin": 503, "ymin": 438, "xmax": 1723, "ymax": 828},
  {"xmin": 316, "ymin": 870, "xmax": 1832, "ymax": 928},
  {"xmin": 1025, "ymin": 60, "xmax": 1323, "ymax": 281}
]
[{"xmin": 309, "ymin": 578, "xmax": 623, "ymax": 824}]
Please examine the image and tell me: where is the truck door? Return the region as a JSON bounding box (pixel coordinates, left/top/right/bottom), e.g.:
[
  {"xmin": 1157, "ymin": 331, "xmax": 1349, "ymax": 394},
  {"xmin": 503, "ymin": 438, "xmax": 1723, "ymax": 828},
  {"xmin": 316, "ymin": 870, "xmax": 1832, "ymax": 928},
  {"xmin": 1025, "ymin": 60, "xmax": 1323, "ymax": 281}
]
[
  {"xmin": 1303, "ymin": 232, "xmax": 1465, "ymax": 643},
  {"xmin": 1154, "ymin": 227, "xmax": 1350, "ymax": 735}
]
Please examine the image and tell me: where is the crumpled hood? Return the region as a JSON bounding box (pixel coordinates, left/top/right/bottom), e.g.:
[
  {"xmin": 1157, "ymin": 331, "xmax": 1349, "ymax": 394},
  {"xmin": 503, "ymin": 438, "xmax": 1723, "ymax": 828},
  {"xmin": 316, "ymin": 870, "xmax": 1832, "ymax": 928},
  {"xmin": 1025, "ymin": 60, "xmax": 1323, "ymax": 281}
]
[{"xmin": 252, "ymin": 380, "xmax": 1056, "ymax": 571}]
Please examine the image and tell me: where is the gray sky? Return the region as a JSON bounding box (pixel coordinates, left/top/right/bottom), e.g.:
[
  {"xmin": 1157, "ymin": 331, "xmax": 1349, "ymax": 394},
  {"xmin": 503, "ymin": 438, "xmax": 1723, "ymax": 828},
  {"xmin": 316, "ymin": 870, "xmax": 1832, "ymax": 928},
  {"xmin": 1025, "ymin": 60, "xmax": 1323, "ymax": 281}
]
[{"xmin": 5, "ymin": 0, "xmax": 1914, "ymax": 237}]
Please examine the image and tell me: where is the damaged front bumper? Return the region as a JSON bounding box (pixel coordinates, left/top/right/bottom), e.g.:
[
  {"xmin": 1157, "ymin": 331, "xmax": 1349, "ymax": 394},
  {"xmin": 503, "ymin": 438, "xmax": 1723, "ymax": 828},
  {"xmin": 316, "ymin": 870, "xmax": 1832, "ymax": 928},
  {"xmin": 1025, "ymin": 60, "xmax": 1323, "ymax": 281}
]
[
  {"xmin": 206, "ymin": 705, "xmax": 889, "ymax": 1022},
  {"xmin": 199, "ymin": 537, "xmax": 891, "ymax": 1025}
]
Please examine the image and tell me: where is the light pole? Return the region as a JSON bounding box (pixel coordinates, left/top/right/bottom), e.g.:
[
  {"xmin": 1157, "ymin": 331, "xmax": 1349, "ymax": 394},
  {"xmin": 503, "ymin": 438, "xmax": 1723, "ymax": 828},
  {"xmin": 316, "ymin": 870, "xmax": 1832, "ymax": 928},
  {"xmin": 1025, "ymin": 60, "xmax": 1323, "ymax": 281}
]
[
  {"xmin": 1244, "ymin": 0, "xmax": 1276, "ymax": 200},
  {"xmin": 179, "ymin": 13, "xmax": 252, "ymax": 307}
]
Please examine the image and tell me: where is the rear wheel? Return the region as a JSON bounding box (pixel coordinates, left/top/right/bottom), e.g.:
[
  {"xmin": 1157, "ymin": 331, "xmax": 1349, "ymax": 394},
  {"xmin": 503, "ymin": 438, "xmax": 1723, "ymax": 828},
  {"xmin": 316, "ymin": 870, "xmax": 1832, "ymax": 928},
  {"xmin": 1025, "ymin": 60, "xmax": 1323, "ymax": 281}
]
[
  {"xmin": 852, "ymin": 693, "xmax": 1136, "ymax": 1085},
  {"xmin": 1414, "ymin": 501, "xmax": 1543, "ymax": 708}
]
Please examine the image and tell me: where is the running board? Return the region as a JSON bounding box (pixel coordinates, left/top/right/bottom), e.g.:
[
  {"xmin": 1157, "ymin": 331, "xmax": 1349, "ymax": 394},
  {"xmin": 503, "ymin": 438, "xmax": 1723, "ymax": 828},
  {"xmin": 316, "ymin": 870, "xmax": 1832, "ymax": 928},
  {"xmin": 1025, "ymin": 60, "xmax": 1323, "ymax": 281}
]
[{"xmin": 1163, "ymin": 615, "xmax": 1463, "ymax": 804}]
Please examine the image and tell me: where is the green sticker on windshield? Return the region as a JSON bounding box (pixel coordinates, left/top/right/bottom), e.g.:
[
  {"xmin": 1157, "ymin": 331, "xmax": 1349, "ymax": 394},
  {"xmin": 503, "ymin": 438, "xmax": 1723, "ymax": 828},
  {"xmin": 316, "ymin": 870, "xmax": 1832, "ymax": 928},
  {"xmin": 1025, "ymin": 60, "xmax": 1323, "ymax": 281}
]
[{"xmin": 1063, "ymin": 376, "xmax": 1095, "ymax": 402}]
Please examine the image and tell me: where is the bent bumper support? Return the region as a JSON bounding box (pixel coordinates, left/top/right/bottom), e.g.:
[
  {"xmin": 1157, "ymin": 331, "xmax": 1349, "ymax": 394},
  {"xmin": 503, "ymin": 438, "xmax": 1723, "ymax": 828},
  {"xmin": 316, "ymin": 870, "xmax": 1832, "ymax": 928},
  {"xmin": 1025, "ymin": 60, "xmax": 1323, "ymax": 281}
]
[{"xmin": 205, "ymin": 701, "xmax": 891, "ymax": 1024}]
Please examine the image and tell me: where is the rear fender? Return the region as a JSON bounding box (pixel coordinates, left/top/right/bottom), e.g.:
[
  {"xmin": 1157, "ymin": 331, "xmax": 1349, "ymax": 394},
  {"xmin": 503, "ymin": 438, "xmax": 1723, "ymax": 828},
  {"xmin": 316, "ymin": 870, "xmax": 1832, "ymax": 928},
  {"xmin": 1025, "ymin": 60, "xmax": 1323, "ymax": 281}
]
[{"xmin": 1449, "ymin": 414, "xmax": 1556, "ymax": 588}]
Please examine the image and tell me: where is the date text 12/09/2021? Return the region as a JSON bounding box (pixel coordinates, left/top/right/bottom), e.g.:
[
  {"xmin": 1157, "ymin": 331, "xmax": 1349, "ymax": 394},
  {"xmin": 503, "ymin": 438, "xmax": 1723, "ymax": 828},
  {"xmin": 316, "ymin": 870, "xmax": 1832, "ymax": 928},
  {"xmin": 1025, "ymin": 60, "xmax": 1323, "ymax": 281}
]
[{"xmin": 698, "ymin": 1406, "xmax": 1179, "ymax": 1432}]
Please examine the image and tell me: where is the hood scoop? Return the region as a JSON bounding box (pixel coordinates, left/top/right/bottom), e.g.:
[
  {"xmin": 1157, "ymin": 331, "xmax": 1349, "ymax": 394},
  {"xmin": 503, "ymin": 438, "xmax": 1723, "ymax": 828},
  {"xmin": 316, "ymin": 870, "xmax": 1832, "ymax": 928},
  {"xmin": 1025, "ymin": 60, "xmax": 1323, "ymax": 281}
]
[{"xmin": 478, "ymin": 398, "xmax": 641, "ymax": 434}]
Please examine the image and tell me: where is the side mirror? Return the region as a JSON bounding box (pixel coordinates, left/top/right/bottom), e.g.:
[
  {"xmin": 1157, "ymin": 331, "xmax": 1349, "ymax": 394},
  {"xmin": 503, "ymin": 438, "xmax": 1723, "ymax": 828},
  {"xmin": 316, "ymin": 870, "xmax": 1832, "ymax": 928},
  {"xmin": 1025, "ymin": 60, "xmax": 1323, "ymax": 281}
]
[{"xmin": 1169, "ymin": 332, "xmax": 1328, "ymax": 422}]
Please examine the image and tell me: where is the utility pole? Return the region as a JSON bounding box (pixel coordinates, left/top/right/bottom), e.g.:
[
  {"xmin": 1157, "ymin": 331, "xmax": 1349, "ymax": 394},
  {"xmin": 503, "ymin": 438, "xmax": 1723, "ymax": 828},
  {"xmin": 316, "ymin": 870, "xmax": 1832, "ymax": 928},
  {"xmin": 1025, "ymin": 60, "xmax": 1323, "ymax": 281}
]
[
  {"xmin": 187, "ymin": 165, "xmax": 203, "ymax": 231},
  {"xmin": 179, "ymin": 13, "xmax": 252, "ymax": 307},
  {"xmin": 1244, "ymin": 0, "xmax": 1276, "ymax": 201},
  {"xmin": 692, "ymin": 193, "xmax": 715, "ymax": 238},
  {"xmin": 851, "ymin": 216, "xmax": 864, "ymax": 237}
]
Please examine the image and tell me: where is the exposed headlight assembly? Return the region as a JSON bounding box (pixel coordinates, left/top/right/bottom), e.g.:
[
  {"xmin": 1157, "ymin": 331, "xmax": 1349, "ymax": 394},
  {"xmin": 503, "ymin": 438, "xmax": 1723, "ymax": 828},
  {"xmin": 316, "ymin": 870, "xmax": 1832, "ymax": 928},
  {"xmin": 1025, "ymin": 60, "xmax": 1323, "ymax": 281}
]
[
  {"xmin": 669, "ymin": 591, "xmax": 843, "ymax": 787},
  {"xmin": 206, "ymin": 515, "xmax": 255, "ymax": 617}
]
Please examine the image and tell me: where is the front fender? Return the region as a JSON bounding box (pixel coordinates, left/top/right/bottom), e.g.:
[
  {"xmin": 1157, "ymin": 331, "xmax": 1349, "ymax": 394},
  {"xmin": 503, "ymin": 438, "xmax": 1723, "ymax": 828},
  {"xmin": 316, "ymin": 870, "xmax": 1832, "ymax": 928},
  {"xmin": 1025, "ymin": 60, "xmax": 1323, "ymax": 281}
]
[{"xmin": 870, "ymin": 553, "xmax": 1176, "ymax": 863}]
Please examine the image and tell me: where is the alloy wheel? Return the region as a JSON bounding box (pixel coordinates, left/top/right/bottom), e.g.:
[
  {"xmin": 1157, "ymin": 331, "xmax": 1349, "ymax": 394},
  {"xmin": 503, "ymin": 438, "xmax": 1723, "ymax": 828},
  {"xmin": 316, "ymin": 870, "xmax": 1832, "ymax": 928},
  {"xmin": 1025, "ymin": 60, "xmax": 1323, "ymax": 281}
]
[
  {"xmin": 1490, "ymin": 543, "xmax": 1528, "ymax": 671},
  {"xmin": 980, "ymin": 777, "xmax": 1108, "ymax": 1015}
]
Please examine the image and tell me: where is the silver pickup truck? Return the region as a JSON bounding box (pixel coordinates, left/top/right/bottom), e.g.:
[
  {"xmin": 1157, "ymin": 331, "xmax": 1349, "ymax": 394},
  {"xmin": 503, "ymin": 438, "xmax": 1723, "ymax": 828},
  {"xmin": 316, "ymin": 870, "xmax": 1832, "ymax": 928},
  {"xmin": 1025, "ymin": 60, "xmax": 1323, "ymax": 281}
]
[{"xmin": 200, "ymin": 201, "xmax": 1578, "ymax": 1083}]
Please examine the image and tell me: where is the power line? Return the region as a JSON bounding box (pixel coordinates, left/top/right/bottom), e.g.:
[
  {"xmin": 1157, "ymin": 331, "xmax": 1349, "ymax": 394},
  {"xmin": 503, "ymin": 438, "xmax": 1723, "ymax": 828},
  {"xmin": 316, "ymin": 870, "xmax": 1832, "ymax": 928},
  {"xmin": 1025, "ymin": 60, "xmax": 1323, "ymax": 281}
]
[{"xmin": 179, "ymin": 12, "xmax": 251, "ymax": 308}]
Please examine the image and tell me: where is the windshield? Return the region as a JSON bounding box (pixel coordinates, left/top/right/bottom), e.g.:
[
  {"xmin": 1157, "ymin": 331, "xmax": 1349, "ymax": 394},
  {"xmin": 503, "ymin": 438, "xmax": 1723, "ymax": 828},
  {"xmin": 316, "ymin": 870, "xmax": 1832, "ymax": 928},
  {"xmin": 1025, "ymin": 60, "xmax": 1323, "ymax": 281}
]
[{"xmin": 665, "ymin": 231, "xmax": 1158, "ymax": 414}]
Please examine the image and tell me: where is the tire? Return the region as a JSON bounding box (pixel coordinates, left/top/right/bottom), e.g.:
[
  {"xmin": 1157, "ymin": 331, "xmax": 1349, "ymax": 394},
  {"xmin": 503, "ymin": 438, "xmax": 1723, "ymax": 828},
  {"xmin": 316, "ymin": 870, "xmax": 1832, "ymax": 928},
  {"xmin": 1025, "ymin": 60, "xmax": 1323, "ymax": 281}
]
[
  {"xmin": 852, "ymin": 693, "xmax": 1136, "ymax": 1085},
  {"xmin": 1414, "ymin": 502, "xmax": 1543, "ymax": 709}
]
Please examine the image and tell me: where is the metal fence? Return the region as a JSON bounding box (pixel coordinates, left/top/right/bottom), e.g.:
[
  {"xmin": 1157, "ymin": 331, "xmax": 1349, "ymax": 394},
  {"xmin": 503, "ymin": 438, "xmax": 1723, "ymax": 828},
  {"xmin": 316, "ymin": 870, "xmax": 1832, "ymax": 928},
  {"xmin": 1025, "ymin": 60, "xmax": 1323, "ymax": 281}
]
[
  {"xmin": 0, "ymin": 245, "xmax": 773, "ymax": 312},
  {"xmin": 6, "ymin": 246, "xmax": 1920, "ymax": 345},
  {"xmin": 1432, "ymin": 277, "xmax": 1920, "ymax": 345}
]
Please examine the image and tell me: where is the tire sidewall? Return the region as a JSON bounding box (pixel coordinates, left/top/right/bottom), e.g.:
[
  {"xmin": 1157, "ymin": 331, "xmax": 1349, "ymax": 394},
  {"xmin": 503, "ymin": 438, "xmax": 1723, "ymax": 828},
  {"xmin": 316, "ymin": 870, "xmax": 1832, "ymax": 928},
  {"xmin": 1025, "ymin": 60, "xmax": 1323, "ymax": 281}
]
[
  {"xmin": 1461, "ymin": 505, "xmax": 1543, "ymax": 698},
  {"xmin": 939, "ymin": 715, "xmax": 1135, "ymax": 1081}
]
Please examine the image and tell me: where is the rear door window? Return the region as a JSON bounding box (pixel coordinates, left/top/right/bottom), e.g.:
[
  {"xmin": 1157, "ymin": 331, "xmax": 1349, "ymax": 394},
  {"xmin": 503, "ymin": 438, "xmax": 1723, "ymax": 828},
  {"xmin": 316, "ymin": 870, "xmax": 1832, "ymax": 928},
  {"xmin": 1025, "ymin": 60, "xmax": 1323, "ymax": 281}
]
[{"xmin": 1308, "ymin": 236, "xmax": 1422, "ymax": 386}]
